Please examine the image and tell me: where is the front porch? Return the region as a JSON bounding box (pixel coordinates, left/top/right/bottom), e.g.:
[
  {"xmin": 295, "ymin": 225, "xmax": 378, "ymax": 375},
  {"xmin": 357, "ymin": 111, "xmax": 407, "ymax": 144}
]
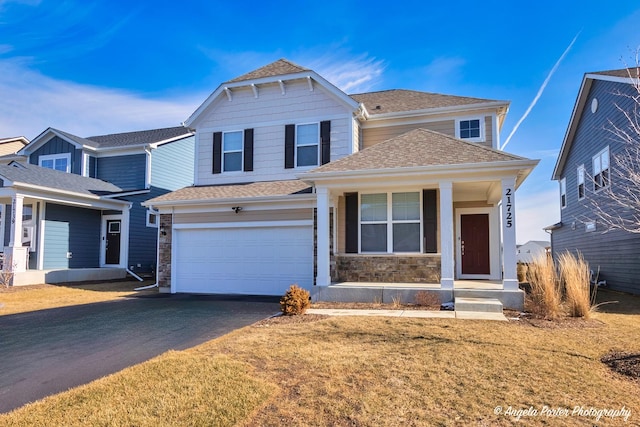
[{"xmin": 313, "ymin": 279, "xmax": 525, "ymax": 310}]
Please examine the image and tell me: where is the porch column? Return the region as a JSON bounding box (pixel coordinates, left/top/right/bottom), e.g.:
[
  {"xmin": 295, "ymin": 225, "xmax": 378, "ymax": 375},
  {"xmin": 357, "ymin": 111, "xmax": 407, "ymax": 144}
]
[
  {"xmin": 5, "ymin": 194, "xmax": 28, "ymax": 272},
  {"xmin": 501, "ymin": 177, "xmax": 518, "ymax": 290},
  {"xmin": 316, "ymin": 186, "xmax": 331, "ymax": 286},
  {"xmin": 439, "ymin": 181, "xmax": 454, "ymax": 289}
]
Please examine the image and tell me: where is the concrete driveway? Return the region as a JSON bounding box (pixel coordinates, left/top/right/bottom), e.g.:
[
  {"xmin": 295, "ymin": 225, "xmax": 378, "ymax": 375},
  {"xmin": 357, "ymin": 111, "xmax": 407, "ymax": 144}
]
[{"xmin": 0, "ymin": 294, "xmax": 279, "ymax": 413}]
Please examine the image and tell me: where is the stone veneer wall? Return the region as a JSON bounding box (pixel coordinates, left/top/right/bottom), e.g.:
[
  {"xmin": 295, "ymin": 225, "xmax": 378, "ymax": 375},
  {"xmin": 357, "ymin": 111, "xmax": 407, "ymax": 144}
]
[
  {"xmin": 157, "ymin": 214, "xmax": 173, "ymax": 291},
  {"xmin": 333, "ymin": 254, "xmax": 441, "ymax": 283}
]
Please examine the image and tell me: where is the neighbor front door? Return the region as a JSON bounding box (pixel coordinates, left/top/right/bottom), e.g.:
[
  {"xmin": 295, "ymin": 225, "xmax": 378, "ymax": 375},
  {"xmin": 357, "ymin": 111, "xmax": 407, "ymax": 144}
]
[
  {"xmin": 105, "ymin": 220, "xmax": 121, "ymax": 265},
  {"xmin": 460, "ymin": 213, "xmax": 490, "ymax": 275}
]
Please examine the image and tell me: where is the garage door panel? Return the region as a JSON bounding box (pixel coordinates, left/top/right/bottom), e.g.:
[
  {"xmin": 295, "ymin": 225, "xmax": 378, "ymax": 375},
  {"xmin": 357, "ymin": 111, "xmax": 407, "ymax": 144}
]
[{"xmin": 174, "ymin": 225, "xmax": 313, "ymax": 295}]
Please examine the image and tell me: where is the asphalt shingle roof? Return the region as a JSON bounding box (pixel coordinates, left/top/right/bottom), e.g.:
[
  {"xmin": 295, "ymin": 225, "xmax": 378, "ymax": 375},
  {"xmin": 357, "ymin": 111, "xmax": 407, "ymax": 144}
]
[
  {"xmin": 87, "ymin": 126, "xmax": 192, "ymax": 148},
  {"xmin": 350, "ymin": 90, "xmax": 502, "ymax": 115},
  {"xmin": 0, "ymin": 162, "xmax": 123, "ymax": 196},
  {"xmin": 147, "ymin": 179, "xmax": 312, "ymax": 204},
  {"xmin": 226, "ymin": 59, "xmax": 309, "ymax": 83},
  {"xmin": 308, "ymin": 128, "xmax": 526, "ymax": 174}
]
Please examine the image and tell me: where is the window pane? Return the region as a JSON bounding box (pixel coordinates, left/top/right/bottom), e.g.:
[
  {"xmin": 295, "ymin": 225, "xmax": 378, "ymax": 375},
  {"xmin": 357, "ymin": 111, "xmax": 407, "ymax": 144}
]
[
  {"xmin": 224, "ymin": 132, "xmax": 242, "ymax": 152},
  {"xmin": 361, "ymin": 193, "xmax": 387, "ymax": 221},
  {"xmin": 54, "ymin": 158, "xmax": 68, "ymax": 171},
  {"xmin": 601, "ymin": 150, "xmax": 609, "ymax": 170},
  {"xmin": 297, "ymin": 145, "xmax": 318, "ymax": 166},
  {"xmin": 460, "ymin": 119, "xmax": 480, "ymax": 139},
  {"xmin": 393, "ymin": 223, "xmax": 420, "ymax": 252},
  {"xmin": 392, "ymin": 192, "xmax": 420, "ymax": 220},
  {"xmin": 593, "ymin": 156, "xmax": 601, "ymax": 174},
  {"xmin": 41, "ymin": 159, "xmax": 53, "ymax": 169},
  {"xmin": 361, "ymin": 224, "xmax": 387, "ymax": 252},
  {"xmin": 224, "ymin": 152, "xmax": 242, "ymax": 171},
  {"xmin": 297, "ymin": 124, "xmax": 318, "ymax": 146}
]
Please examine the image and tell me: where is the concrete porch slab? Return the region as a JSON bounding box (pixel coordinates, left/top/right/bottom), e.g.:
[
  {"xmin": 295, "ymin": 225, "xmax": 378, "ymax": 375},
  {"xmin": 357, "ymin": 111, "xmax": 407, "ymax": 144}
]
[{"xmin": 454, "ymin": 297, "xmax": 503, "ymax": 313}]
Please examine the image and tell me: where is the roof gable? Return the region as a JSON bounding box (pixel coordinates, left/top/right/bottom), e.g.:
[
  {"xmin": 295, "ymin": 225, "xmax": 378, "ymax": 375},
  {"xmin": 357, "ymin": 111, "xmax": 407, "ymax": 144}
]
[
  {"xmin": 306, "ymin": 128, "xmax": 526, "ymax": 174},
  {"xmin": 225, "ymin": 59, "xmax": 309, "ymax": 83}
]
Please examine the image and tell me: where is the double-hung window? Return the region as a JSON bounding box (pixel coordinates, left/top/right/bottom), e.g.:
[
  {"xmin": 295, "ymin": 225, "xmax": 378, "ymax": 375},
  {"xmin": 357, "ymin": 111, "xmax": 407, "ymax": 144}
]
[
  {"xmin": 39, "ymin": 153, "xmax": 71, "ymax": 173},
  {"xmin": 577, "ymin": 165, "xmax": 585, "ymax": 200},
  {"xmin": 560, "ymin": 178, "xmax": 567, "ymax": 209},
  {"xmin": 223, "ymin": 131, "xmax": 243, "ymax": 172},
  {"xmin": 296, "ymin": 123, "xmax": 319, "ymax": 167},
  {"xmin": 593, "ymin": 147, "xmax": 610, "ymax": 191},
  {"xmin": 360, "ymin": 192, "xmax": 421, "ymax": 253}
]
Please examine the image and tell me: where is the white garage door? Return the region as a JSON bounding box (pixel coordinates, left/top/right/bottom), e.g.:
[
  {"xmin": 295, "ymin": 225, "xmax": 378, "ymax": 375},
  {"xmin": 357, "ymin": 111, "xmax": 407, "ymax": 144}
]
[{"xmin": 173, "ymin": 225, "xmax": 313, "ymax": 295}]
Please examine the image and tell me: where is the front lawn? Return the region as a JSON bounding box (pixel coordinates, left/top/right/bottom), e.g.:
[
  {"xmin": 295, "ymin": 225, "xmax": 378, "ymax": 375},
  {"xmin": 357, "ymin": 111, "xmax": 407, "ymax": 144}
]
[{"xmin": 1, "ymin": 288, "xmax": 638, "ymax": 426}]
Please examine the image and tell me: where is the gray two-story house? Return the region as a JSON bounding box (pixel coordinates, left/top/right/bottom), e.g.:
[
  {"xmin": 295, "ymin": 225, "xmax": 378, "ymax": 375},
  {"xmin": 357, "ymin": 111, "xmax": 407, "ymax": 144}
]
[
  {"xmin": 0, "ymin": 126, "xmax": 194, "ymax": 285},
  {"xmin": 549, "ymin": 68, "xmax": 640, "ymax": 295}
]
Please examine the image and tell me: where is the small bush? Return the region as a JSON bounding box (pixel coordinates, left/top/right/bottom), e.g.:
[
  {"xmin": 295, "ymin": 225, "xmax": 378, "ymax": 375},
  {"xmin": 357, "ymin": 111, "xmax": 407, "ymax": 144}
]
[
  {"xmin": 526, "ymin": 254, "xmax": 562, "ymax": 319},
  {"xmin": 414, "ymin": 291, "xmax": 440, "ymax": 307},
  {"xmin": 280, "ymin": 284, "xmax": 310, "ymax": 316},
  {"xmin": 558, "ymin": 251, "xmax": 593, "ymax": 318}
]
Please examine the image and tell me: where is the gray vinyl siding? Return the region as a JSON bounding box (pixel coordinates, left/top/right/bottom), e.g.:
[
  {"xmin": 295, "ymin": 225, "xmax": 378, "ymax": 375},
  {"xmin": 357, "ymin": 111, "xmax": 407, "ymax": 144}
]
[
  {"xmin": 89, "ymin": 155, "xmax": 97, "ymax": 178},
  {"xmin": 97, "ymin": 154, "xmax": 146, "ymax": 190},
  {"xmin": 122, "ymin": 191, "xmax": 161, "ymax": 273},
  {"xmin": 29, "ymin": 136, "xmax": 82, "ymax": 175},
  {"xmin": 44, "ymin": 203, "xmax": 101, "ymax": 268},
  {"xmin": 552, "ymin": 79, "xmax": 640, "ymax": 294},
  {"xmin": 151, "ymin": 136, "xmax": 195, "ymax": 191}
]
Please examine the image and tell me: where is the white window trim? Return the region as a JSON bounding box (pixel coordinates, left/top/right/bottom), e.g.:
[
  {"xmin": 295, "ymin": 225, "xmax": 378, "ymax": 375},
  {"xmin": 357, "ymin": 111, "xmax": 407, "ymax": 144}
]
[
  {"xmin": 358, "ymin": 191, "xmax": 423, "ymax": 254},
  {"xmin": 295, "ymin": 122, "xmax": 320, "ymax": 168},
  {"xmin": 222, "ymin": 130, "xmax": 243, "ymax": 173},
  {"xmin": 146, "ymin": 209, "xmax": 158, "ymax": 228},
  {"xmin": 455, "ymin": 117, "xmax": 485, "ymax": 143},
  {"xmin": 39, "ymin": 153, "xmax": 71, "ymax": 173},
  {"xmin": 577, "ymin": 164, "xmax": 585, "ymax": 200},
  {"xmin": 592, "ymin": 146, "xmax": 610, "ymax": 192},
  {"xmin": 560, "ymin": 177, "xmax": 567, "ymax": 209}
]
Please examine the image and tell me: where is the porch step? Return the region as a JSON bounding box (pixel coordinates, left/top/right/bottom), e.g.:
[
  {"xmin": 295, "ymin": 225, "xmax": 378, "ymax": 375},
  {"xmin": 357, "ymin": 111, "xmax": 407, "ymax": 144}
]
[{"xmin": 454, "ymin": 297, "xmax": 503, "ymax": 313}]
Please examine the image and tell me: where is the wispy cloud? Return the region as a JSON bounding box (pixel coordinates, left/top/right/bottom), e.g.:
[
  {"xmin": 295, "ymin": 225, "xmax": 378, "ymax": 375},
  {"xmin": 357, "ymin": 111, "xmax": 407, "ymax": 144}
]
[
  {"xmin": 423, "ymin": 56, "xmax": 466, "ymax": 81},
  {"xmin": 501, "ymin": 32, "xmax": 580, "ymax": 150},
  {"xmin": 309, "ymin": 53, "xmax": 385, "ymax": 93},
  {"xmin": 0, "ymin": 60, "xmax": 200, "ymax": 139}
]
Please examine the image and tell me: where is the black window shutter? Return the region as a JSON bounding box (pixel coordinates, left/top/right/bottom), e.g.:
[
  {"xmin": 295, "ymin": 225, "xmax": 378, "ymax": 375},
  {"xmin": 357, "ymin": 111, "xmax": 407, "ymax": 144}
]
[
  {"xmin": 320, "ymin": 120, "xmax": 331, "ymax": 165},
  {"xmin": 345, "ymin": 192, "xmax": 359, "ymax": 253},
  {"xmin": 212, "ymin": 132, "xmax": 222, "ymax": 174},
  {"xmin": 284, "ymin": 124, "xmax": 295, "ymax": 169},
  {"xmin": 423, "ymin": 189, "xmax": 437, "ymax": 253},
  {"xmin": 243, "ymin": 128, "xmax": 254, "ymax": 172}
]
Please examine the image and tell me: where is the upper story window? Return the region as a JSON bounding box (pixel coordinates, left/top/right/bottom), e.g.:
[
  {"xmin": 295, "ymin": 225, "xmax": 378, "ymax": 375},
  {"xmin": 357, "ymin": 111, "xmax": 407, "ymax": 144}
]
[
  {"xmin": 577, "ymin": 165, "xmax": 585, "ymax": 200},
  {"xmin": 360, "ymin": 192, "xmax": 421, "ymax": 253},
  {"xmin": 296, "ymin": 123, "xmax": 319, "ymax": 167},
  {"xmin": 223, "ymin": 131, "xmax": 243, "ymax": 172},
  {"xmin": 39, "ymin": 153, "xmax": 71, "ymax": 173},
  {"xmin": 455, "ymin": 118, "xmax": 484, "ymax": 143},
  {"xmin": 593, "ymin": 147, "xmax": 610, "ymax": 191},
  {"xmin": 560, "ymin": 178, "xmax": 567, "ymax": 209}
]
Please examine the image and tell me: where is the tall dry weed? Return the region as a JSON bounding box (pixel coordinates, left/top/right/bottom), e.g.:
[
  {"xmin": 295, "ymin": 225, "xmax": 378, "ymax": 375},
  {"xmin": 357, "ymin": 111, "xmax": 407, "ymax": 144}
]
[
  {"xmin": 558, "ymin": 251, "xmax": 593, "ymax": 318},
  {"xmin": 526, "ymin": 254, "xmax": 562, "ymax": 319}
]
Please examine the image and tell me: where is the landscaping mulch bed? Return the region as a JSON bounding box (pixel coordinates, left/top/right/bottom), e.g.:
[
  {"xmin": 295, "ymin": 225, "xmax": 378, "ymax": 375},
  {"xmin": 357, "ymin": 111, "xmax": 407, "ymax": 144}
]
[{"xmin": 602, "ymin": 351, "xmax": 640, "ymax": 383}]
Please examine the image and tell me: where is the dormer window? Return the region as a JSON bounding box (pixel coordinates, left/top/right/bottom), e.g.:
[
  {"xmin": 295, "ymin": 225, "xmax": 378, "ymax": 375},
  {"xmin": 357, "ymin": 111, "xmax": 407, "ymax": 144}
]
[
  {"xmin": 456, "ymin": 118, "xmax": 485, "ymax": 143},
  {"xmin": 39, "ymin": 153, "xmax": 71, "ymax": 173}
]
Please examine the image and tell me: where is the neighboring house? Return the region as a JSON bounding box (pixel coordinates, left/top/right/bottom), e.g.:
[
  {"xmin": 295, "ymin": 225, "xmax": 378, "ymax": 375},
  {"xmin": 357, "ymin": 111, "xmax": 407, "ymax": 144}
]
[
  {"xmin": 0, "ymin": 136, "xmax": 29, "ymax": 157},
  {"xmin": 145, "ymin": 59, "xmax": 538, "ymax": 309},
  {"xmin": 0, "ymin": 127, "xmax": 194, "ymax": 285},
  {"xmin": 516, "ymin": 240, "xmax": 550, "ymax": 264},
  {"xmin": 549, "ymin": 68, "xmax": 640, "ymax": 295}
]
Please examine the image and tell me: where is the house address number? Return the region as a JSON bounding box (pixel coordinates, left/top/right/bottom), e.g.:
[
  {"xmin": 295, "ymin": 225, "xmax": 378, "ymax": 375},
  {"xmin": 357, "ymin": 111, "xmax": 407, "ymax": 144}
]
[{"xmin": 504, "ymin": 188, "xmax": 513, "ymax": 228}]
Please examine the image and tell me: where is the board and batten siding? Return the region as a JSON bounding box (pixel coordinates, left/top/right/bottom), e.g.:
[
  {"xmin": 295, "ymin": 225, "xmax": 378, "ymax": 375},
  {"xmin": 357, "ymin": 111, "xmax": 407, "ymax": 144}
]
[
  {"xmin": 195, "ymin": 79, "xmax": 354, "ymax": 186},
  {"xmin": 97, "ymin": 154, "xmax": 146, "ymax": 190},
  {"xmin": 29, "ymin": 136, "xmax": 82, "ymax": 175},
  {"xmin": 44, "ymin": 203, "xmax": 101, "ymax": 269},
  {"xmin": 552, "ymin": 78, "xmax": 640, "ymax": 294},
  {"xmin": 151, "ymin": 136, "xmax": 195, "ymax": 191}
]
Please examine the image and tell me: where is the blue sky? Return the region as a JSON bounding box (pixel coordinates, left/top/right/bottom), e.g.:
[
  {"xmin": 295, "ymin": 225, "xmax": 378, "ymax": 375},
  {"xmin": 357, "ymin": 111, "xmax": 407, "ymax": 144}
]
[{"xmin": 1, "ymin": 0, "xmax": 639, "ymax": 243}]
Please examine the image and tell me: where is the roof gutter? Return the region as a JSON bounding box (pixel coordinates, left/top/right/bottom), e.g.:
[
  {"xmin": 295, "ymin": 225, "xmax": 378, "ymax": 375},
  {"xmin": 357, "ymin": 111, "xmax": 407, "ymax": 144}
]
[{"xmin": 142, "ymin": 192, "xmax": 316, "ymax": 208}]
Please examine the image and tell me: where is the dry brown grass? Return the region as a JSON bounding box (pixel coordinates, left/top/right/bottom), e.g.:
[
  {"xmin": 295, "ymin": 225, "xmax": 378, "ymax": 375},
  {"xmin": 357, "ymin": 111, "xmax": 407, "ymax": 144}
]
[
  {"xmin": 1, "ymin": 286, "xmax": 639, "ymax": 426},
  {"xmin": 559, "ymin": 251, "xmax": 593, "ymax": 318},
  {"xmin": 0, "ymin": 281, "xmax": 155, "ymax": 316},
  {"xmin": 526, "ymin": 254, "xmax": 562, "ymax": 319}
]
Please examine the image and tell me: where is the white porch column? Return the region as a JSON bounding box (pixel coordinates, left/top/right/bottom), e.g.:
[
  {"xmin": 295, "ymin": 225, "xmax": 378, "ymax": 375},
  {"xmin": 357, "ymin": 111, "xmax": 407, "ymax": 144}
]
[
  {"xmin": 316, "ymin": 187, "xmax": 331, "ymax": 286},
  {"xmin": 439, "ymin": 181, "xmax": 454, "ymax": 289},
  {"xmin": 501, "ymin": 177, "xmax": 518, "ymax": 290},
  {"xmin": 5, "ymin": 194, "xmax": 28, "ymax": 272}
]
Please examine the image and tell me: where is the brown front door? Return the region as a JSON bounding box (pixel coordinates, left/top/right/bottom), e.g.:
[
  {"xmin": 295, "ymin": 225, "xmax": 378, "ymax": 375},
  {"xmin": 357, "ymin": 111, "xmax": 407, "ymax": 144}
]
[{"xmin": 461, "ymin": 214, "xmax": 490, "ymax": 275}]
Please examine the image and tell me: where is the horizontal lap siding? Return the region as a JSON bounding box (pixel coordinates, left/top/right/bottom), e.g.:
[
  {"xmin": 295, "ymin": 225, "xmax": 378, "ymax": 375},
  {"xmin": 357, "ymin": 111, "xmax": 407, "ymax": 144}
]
[
  {"xmin": 97, "ymin": 154, "xmax": 146, "ymax": 190},
  {"xmin": 174, "ymin": 208, "xmax": 312, "ymax": 224},
  {"xmin": 44, "ymin": 203, "xmax": 101, "ymax": 268},
  {"xmin": 43, "ymin": 220, "xmax": 69, "ymax": 269},
  {"xmin": 152, "ymin": 137, "xmax": 195, "ymax": 191},
  {"xmin": 554, "ymin": 79, "xmax": 640, "ymax": 294},
  {"xmin": 124, "ymin": 192, "xmax": 160, "ymax": 273},
  {"xmin": 362, "ymin": 120, "xmax": 454, "ymax": 148},
  {"xmin": 29, "ymin": 136, "xmax": 82, "ymax": 175}
]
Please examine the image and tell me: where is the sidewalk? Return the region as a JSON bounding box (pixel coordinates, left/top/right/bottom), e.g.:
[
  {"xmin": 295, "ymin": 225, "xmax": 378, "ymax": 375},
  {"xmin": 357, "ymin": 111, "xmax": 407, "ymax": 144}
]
[{"xmin": 307, "ymin": 308, "xmax": 508, "ymax": 321}]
